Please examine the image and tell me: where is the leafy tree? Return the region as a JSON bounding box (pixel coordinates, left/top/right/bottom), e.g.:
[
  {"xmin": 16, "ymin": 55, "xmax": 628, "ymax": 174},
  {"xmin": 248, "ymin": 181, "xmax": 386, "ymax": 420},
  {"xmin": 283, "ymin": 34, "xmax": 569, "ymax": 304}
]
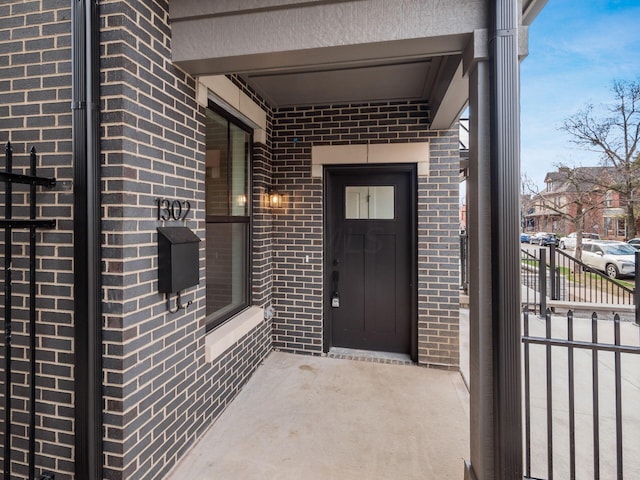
[{"xmin": 562, "ymin": 80, "xmax": 640, "ymax": 238}]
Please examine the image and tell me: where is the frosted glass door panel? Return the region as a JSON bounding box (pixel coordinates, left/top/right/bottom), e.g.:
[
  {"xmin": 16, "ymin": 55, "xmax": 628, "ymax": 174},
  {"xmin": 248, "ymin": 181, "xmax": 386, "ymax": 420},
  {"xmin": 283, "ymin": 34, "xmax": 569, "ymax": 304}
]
[{"xmin": 345, "ymin": 186, "xmax": 394, "ymax": 219}]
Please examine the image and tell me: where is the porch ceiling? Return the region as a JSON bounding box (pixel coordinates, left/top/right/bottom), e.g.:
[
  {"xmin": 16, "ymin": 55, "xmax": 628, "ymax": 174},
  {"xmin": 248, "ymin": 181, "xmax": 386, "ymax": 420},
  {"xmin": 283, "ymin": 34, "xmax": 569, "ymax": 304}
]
[
  {"xmin": 238, "ymin": 55, "xmax": 453, "ymax": 108},
  {"xmin": 169, "ymin": 0, "xmax": 477, "ymax": 127},
  {"xmin": 169, "ymin": 0, "xmax": 548, "ymax": 126}
]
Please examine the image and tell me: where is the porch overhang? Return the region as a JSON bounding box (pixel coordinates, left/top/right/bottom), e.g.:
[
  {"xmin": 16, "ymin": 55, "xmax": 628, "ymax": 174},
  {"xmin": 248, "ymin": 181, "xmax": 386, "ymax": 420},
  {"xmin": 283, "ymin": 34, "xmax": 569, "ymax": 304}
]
[
  {"xmin": 168, "ymin": 3, "xmax": 550, "ymax": 480},
  {"xmin": 169, "ymin": 0, "xmax": 489, "ymax": 128},
  {"xmin": 169, "ymin": 1, "xmax": 543, "ymax": 130}
]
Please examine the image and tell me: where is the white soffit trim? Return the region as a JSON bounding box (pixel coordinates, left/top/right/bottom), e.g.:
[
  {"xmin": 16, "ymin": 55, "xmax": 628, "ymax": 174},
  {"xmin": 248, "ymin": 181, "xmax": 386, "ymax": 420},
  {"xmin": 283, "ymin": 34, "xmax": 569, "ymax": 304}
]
[
  {"xmin": 197, "ymin": 75, "xmax": 268, "ymax": 144},
  {"xmin": 311, "ymin": 143, "xmax": 430, "ymax": 177}
]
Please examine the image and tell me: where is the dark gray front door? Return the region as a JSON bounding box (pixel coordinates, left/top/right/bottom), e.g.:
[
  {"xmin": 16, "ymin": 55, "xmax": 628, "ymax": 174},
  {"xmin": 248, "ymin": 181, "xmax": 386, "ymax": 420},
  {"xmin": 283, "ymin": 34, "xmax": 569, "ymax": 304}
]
[{"xmin": 326, "ymin": 166, "xmax": 415, "ymax": 354}]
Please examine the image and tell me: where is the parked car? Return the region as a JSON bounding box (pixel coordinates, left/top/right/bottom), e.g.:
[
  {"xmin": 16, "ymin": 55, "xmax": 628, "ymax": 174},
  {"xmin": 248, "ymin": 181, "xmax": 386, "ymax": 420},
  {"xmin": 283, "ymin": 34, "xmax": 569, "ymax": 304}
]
[
  {"xmin": 529, "ymin": 232, "xmax": 559, "ymax": 246},
  {"xmin": 559, "ymin": 232, "xmax": 600, "ymax": 250},
  {"xmin": 520, "ymin": 232, "xmax": 530, "ymax": 243},
  {"xmin": 581, "ymin": 241, "xmax": 636, "ymax": 279},
  {"xmin": 627, "ymin": 238, "xmax": 640, "ymax": 250}
]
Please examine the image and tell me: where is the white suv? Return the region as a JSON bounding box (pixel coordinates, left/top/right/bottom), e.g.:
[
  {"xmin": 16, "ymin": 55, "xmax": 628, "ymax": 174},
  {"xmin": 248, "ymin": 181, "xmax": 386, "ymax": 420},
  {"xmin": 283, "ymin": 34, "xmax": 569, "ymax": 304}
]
[
  {"xmin": 581, "ymin": 241, "xmax": 636, "ymax": 279},
  {"xmin": 559, "ymin": 232, "xmax": 600, "ymax": 250}
]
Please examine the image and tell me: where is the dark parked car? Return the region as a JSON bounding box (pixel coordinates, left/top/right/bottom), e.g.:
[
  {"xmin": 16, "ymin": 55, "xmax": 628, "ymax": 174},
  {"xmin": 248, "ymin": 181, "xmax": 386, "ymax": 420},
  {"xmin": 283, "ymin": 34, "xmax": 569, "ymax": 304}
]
[
  {"xmin": 520, "ymin": 232, "xmax": 530, "ymax": 243},
  {"xmin": 529, "ymin": 232, "xmax": 559, "ymax": 246}
]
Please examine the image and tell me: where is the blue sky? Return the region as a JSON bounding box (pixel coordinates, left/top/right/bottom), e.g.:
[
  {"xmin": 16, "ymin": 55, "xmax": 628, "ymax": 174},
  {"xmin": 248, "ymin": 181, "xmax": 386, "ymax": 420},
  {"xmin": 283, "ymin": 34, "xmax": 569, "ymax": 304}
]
[{"xmin": 521, "ymin": 0, "xmax": 640, "ymax": 188}]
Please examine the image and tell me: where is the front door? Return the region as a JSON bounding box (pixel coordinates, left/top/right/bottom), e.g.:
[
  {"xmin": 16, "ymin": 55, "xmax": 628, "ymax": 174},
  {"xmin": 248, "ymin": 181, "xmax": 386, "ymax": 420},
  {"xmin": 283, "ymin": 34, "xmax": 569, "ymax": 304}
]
[{"xmin": 325, "ymin": 166, "xmax": 415, "ymax": 355}]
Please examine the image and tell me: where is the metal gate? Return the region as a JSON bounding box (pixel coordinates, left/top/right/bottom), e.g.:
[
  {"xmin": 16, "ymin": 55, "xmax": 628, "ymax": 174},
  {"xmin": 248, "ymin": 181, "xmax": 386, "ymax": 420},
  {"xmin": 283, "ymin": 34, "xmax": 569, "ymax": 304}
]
[
  {"xmin": 1, "ymin": 142, "xmax": 56, "ymax": 480},
  {"xmin": 523, "ymin": 308, "xmax": 640, "ymax": 479}
]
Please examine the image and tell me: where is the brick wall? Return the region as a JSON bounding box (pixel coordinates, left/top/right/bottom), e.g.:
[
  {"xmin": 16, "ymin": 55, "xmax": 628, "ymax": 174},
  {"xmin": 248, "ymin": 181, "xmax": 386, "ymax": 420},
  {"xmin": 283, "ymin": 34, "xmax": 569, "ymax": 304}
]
[
  {"xmin": 270, "ymin": 102, "xmax": 460, "ymax": 366},
  {"xmin": 0, "ymin": 1, "xmax": 75, "ymax": 477},
  {"xmin": 1, "ymin": 1, "xmax": 460, "ymax": 478},
  {"xmin": 100, "ymin": 2, "xmax": 272, "ymax": 479},
  {"xmin": 251, "ymin": 142, "xmax": 275, "ymax": 307},
  {"xmin": 417, "ymin": 130, "xmax": 461, "ymax": 368},
  {"xmin": 1, "ymin": 1, "xmax": 274, "ymax": 479}
]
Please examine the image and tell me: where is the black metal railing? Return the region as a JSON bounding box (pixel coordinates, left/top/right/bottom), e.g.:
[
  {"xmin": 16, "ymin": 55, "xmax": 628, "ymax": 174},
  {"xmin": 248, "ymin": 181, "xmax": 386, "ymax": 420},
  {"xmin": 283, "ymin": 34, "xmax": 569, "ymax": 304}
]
[
  {"xmin": 460, "ymin": 231, "xmax": 468, "ymax": 294},
  {"xmin": 522, "ymin": 309, "xmax": 640, "ymax": 480},
  {"xmin": 521, "ymin": 247, "xmax": 546, "ymax": 314},
  {"xmin": 1, "ymin": 143, "xmax": 56, "ymax": 479},
  {"xmin": 521, "ymin": 245, "xmax": 637, "ymax": 318},
  {"xmin": 554, "ymin": 246, "xmax": 635, "ymax": 304}
]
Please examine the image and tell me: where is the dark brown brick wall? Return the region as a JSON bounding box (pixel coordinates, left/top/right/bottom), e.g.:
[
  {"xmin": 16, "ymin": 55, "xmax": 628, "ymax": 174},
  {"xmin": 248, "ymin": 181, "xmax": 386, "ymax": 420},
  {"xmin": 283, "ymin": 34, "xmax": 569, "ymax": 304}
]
[
  {"xmin": 251, "ymin": 142, "xmax": 275, "ymax": 308},
  {"xmin": 0, "ymin": 1, "xmax": 75, "ymax": 478},
  {"xmin": 1, "ymin": 1, "xmax": 274, "ymax": 479},
  {"xmin": 100, "ymin": 2, "xmax": 273, "ymax": 479},
  {"xmin": 1, "ymin": 2, "xmax": 459, "ymax": 479},
  {"xmin": 270, "ymin": 102, "xmax": 460, "ymax": 366},
  {"xmin": 417, "ymin": 130, "xmax": 460, "ymax": 367}
]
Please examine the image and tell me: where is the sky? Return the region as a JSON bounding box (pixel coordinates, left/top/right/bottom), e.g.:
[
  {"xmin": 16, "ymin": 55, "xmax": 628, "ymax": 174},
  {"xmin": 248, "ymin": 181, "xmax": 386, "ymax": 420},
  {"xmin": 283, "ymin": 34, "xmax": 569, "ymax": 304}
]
[{"xmin": 521, "ymin": 0, "xmax": 640, "ymax": 188}]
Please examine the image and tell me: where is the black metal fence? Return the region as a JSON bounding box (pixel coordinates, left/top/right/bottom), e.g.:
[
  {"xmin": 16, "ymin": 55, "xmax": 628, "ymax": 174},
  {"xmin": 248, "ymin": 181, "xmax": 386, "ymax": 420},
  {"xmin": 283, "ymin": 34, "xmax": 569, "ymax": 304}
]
[
  {"xmin": 460, "ymin": 239, "xmax": 639, "ymax": 478},
  {"xmin": 522, "ymin": 309, "xmax": 640, "ymax": 480},
  {"xmin": 460, "ymin": 231, "xmax": 468, "ymax": 294},
  {"xmin": 1, "ymin": 143, "xmax": 56, "ymax": 479},
  {"xmin": 521, "ymin": 244, "xmax": 638, "ymax": 318}
]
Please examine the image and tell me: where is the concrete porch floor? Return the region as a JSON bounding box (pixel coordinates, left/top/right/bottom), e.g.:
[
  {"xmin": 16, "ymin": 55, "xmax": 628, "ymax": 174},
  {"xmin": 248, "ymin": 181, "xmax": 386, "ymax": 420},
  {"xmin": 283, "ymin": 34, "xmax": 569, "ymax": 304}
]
[{"xmin": 167, "ymin": 351, "xmax": 470, "ymax": 480}]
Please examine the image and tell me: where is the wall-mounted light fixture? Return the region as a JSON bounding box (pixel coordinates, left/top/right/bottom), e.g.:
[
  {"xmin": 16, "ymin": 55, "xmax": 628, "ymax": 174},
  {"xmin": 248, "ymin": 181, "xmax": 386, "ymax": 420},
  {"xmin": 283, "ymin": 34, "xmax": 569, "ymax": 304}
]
[{"xmin": 267, "ymin": 187, "xmax": 282, "ymax": 208}]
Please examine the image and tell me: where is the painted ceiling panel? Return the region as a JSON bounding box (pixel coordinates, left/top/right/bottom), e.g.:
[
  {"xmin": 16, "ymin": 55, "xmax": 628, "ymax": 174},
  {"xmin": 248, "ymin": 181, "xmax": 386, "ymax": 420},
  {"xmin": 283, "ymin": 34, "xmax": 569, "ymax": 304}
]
[{"xmin": 242, "ymin": 60, "xmax": 435, "ymax": 106}]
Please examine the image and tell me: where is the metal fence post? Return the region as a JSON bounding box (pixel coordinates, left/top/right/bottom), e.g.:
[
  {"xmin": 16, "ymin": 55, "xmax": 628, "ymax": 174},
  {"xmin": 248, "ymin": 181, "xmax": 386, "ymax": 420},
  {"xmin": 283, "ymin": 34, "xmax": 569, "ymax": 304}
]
[
  {"xmin": 539, "ymin": 248, "xmax": 547, "ymax": 316},
  {"xmin": 549, "ymin": 244, "xmax": 558, "ymax": 300},
  {"xmin": 460, "ymin": 231, "xmax": 469, "ymax": 294},
  {"xmin": 635, "ymin": 251, "xmax": 639, "ymax": 326}
]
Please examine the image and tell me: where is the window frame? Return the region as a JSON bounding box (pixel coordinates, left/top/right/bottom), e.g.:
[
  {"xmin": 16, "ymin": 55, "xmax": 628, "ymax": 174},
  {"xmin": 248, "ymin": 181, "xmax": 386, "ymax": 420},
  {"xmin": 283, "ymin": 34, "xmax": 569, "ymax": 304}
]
[{"xmin": 205, "ymin": 102, "xmax": 254, "ymax": 332}]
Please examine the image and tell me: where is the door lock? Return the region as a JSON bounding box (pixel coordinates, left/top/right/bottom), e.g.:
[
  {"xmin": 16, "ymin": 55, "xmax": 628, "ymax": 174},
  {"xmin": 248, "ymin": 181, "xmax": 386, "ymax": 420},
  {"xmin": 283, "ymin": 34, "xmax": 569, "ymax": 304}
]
[{"xmin": 331, "ymin": 292, "xmax": 340, "ymax": 308}]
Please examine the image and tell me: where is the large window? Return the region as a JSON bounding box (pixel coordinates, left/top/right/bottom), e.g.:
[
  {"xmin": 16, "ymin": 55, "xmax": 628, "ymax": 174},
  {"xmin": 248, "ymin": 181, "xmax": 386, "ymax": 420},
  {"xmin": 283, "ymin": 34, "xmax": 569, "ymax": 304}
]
[{"xmin": 205, "ymin": 107, "xmax": 252, "ymax": 330}]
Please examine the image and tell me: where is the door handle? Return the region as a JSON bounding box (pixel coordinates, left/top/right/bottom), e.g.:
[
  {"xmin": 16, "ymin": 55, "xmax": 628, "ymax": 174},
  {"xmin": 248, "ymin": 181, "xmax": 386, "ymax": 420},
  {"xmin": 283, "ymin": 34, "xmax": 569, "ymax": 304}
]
[{"xmin": 331, "ymin": 270, "xmax": 340, "ymax": 308}]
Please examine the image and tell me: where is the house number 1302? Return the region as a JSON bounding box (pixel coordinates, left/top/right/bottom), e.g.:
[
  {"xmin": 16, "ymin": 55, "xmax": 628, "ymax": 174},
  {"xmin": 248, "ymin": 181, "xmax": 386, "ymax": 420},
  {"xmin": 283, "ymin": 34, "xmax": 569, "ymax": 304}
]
[{"xmin": 156, "ymin": 198, "xmax": 191, "ymax": 221}]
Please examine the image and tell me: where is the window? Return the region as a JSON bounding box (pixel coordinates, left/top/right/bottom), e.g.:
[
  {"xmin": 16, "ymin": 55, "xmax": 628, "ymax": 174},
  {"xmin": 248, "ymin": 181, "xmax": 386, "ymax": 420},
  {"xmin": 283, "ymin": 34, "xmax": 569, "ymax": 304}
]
[
  {"xmin": 345, "ymin": 186, "xmax": 395, "ymax": 219},
  {"xmin": 205, "ymin": 107, "xmax": 252, "ymax": 330},
  {"xmin": 604, "ymin": 191, "xmax": 613, "ymax": 207}
]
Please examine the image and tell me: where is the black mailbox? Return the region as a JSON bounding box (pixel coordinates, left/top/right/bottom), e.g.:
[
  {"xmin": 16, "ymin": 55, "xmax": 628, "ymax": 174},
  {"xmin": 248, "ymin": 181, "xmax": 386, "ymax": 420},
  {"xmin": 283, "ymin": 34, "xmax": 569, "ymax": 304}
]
[{"xmin": 157, "ymin": 226, "xmax": 201, "ymax": 294}]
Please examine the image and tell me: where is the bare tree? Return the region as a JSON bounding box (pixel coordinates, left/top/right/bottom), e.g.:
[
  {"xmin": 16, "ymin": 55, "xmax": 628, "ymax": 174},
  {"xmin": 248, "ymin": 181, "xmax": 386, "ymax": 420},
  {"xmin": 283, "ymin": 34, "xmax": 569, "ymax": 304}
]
[
  {"xmin": 562, "ymin": 80, "xmax": 640, "ymax": 238},
  {"xmin": 524, "ymin": 166, "xmax": 606, "ymax": 260},
  {"xmin": 520, "ymin": 175, "xmax": 536, "ymax": 231}
]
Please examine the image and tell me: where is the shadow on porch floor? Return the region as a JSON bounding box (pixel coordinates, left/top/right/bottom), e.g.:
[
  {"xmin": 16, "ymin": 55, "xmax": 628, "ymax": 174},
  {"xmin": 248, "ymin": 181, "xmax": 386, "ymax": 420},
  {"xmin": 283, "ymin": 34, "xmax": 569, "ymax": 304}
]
[{"xmin": 166, "ymin": 351, "xmax": 470, "ymax": 480}]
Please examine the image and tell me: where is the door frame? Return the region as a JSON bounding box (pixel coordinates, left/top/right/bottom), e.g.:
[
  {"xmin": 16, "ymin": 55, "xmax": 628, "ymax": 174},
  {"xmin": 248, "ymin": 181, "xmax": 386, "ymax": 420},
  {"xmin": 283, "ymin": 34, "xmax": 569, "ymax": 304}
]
[{"xmin": 323, "ymin": 163, "xmax": 418, "ymax": 361}]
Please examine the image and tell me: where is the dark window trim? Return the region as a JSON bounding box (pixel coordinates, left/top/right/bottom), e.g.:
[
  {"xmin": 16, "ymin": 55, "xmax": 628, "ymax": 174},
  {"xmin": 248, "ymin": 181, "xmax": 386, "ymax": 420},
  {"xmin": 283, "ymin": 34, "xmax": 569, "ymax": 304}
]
[{"xmin": 205, "ymin": 101, "xmax": 254, "ymax": 332}]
